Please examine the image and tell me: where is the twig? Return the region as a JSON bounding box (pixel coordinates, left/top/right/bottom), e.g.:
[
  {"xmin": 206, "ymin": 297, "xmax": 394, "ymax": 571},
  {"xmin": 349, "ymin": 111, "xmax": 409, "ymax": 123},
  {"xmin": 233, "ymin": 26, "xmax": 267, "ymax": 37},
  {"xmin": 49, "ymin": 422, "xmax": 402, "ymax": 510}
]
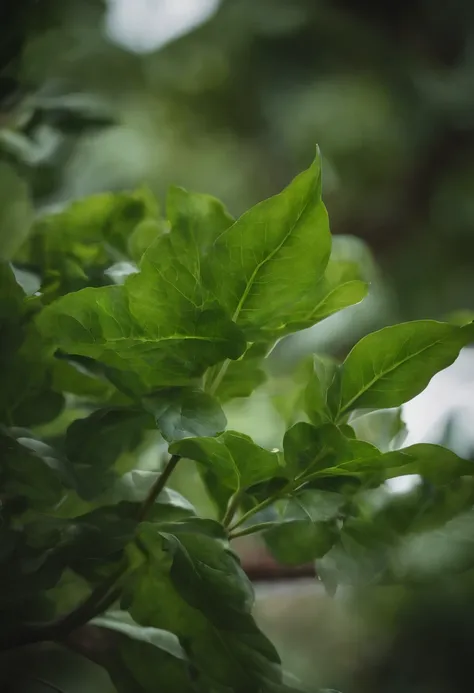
[{"xmin": 137, "ymin": 454, "xmax": 181, "ymax": 522}]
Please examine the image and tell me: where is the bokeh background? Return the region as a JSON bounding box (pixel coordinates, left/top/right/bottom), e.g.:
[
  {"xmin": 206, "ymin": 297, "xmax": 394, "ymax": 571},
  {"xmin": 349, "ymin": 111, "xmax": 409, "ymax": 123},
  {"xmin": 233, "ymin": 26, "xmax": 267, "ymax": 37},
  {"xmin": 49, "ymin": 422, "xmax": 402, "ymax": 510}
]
[{"xmin": 3, "ymin": 1, "xmax": 474, "ymax": 691}]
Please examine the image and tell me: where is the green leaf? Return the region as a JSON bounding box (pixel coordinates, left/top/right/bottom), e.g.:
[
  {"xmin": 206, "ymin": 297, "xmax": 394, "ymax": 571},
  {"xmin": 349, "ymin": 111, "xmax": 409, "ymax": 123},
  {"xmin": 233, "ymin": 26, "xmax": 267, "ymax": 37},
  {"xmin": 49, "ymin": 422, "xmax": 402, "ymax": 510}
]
[
  {"xmin": 51, "ymin": 357, "xmax": 117, "ymax": 400},
  {"xmin": 332, "ymin": 443, "xmax": 474, "ymax": 484},
  {"xmin": 350, "ymin": 408, "xmax": 407, "ymax": 452},
  {"xmin": 264, "ymin": 490, "xmax": 341, "ymax": 565},
  {"xmin": 304, "ymin": 354, "xmax": 339, "ymax": 425},
  {"xmin": 16, "ymin": 188, "xmax": 158, "ymax": 296},
  {"xmin": 65, "ymin": 407, "xmax": 154, "ymax": 498},
  {"xmin": 207, "ymin": 152, "xmax": 331, "ymax": 339},
  {"xmin": 126, "ymin": 520, "xmax": 282, "ymax": 692},
  {"xmin": 170, "ymin": 431, "xmax": 282, "ymax": 493},
  {"xmin": 283, "ymin": 422, "xmax": 366, "ymax": 479},
  {"xmin": 37, "ymin": 230, "xmax": 246, "ymax": 390},
  {"xmin": 144, "ymin": 387, "xmax": 226, "ymax": 442},
  {"xmin": 128, "ymin": 218, "xmax": 169, "ymax": 262},
  {"xmin": 0, "ymin": 163, "xmax": 33, "ymax": 262},
  {"xmin": 92, "ymin": 610, "xmax": 195, "ymax": 693},
  {"xmin": 330, "ymin": 320, "xmax": 469, "ymax": 418},
  {"xmin": 278, "ymin": 258, "xmax": 368, "ymax": 335},
  {"xmin": 0, "ymin": 429, "xmax": 63, "ymax": 509},
  {"xmin": 93, "ymin": 608, "xmax": 188, "ymax": 654},
  {"xmin": 166, "ymin": 185, "xmax": 234, "ymax": 269},
  {"xmin": 212, "ymin": 342, "xmax": 268, "ymax": 402}
]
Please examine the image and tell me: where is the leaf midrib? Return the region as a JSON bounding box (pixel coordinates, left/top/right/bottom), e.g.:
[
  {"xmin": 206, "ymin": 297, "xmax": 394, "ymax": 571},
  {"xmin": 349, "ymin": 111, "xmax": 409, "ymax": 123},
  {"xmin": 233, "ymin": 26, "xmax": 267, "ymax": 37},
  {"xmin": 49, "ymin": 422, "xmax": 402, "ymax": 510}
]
[
  {"xmin": 229, "ymin": 173, "xmax": 320, "ymax": 324},
  {"xmin": 338, "ymin": 337, "xmax": 447, "ymax": 417}
]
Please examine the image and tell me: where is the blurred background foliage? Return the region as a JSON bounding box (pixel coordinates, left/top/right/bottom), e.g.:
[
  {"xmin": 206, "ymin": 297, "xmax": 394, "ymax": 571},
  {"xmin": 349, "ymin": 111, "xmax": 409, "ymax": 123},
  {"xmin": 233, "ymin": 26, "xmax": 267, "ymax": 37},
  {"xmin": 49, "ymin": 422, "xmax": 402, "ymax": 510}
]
[{"xmin": 3, "ymin": 1, "xmax": 474, "ymax": 691}]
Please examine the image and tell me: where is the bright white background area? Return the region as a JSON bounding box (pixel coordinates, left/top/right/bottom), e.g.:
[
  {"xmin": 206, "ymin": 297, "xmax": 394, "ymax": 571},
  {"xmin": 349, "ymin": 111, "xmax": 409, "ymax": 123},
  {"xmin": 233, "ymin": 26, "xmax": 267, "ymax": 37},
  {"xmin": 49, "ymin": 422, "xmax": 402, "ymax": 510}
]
[{"xmin": 105, "ymin": 0, "xmax": 221, "ymax": 53}]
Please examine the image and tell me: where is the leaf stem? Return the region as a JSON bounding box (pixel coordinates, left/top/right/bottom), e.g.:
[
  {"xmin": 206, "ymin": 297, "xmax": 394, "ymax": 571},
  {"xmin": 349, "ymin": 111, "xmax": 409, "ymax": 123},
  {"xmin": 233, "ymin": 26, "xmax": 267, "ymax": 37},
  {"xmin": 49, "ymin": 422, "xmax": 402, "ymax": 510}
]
[
  {"xmin": 209, "ymin": 358, "xmax": 231, "ymax": 395},
  {"xmin": 222, "ymin": 490, "xmax": 243, "ymax": 527},
  {"xmin": 137, "ymin": 454, "xmax": 181, "ymax": 522},
  {"xmin": 228, "ymin": 493, "xmax": 283, "ymax": 533},
  {"xmin": 228, "ymin": 521, "xmax": 277, "ymax": 541}
]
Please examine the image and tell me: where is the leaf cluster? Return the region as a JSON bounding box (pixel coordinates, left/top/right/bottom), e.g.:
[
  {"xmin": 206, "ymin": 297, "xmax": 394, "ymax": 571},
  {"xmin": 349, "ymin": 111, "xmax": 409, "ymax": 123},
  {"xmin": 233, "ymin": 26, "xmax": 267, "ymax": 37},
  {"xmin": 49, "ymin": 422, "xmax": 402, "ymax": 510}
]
[{"xmin": 1, "ymin": 150, "xmax": 473, "ymax": 692}]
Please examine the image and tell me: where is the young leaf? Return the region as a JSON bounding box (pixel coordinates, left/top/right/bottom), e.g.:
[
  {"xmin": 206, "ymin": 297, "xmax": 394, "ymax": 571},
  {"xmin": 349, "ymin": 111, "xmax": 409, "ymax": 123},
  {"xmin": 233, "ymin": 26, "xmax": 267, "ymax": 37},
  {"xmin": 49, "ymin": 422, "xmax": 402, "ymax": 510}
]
[
  {"xmin": 207, "ymin": 151, "xmax": 331, "ymax": 339},
  {"xmin": 143, "ymin": 387, "xmax": 226, "ymax": 442},
  {"xmin": 169, "ymin": 431, "xmax": 282, "ymax": 493},
  {"xmin": 330, "ymin": 321, "xmax": 470, "ymax": 419}
]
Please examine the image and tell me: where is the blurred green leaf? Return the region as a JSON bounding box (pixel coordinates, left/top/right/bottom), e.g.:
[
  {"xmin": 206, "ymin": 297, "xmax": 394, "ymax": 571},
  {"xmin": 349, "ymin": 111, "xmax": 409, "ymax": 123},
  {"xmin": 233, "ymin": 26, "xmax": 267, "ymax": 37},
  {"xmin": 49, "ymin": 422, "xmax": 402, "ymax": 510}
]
[
  {"xmin": 331, "ymin": 443, "xmax": 474, "ymax": 485},
  {"xmin": 0, "ymin": 163, "xmax": 33, "ymax": 262},
  {"xmin": 0, "ymin": 429, "xmax": 63, "ymax": 509},
  {"xmin": 65, "ymin": 407, "xmax": 154, "ymax": 498},
  {"xmin": 350, "ymin": 408, "xmax": 407, "ymax": 452}
]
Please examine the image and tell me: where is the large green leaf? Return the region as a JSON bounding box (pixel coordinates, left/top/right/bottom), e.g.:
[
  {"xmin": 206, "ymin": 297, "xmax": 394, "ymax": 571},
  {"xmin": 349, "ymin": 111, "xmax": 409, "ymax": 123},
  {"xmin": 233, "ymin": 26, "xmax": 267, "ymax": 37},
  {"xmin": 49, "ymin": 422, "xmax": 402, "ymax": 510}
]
[
  {"xmin": 170, "ymin": 431, "xmax": 282, "ymax": 493},
  {"xmin": 92, "ymin": 611, "xmax": 194, "ymax": 693},
  {"xmin": 207, "ymin": 152, "xmax": 331, "ymax": 339},
  {"xmin": 330, "ymin": 321, "xmax": 469, "ymax": 419},
  {"xmin": 144, "ymin": 387, "xmax": 226, "ymax": 442},
  {"xmin": 37, "ymin": 231, "xmax": 246, "ymax": 390},
  {"xmin": 126, "ymin": 520, "xmax": 282, "ymax": 693}
]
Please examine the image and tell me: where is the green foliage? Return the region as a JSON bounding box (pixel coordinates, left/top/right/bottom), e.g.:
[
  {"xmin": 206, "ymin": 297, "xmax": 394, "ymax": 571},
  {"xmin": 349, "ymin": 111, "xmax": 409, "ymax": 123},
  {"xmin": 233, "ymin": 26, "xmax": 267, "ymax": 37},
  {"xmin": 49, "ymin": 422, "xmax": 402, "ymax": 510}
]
[{"xmin": 2, "ymin": 150, "xmax": 474, "ymax": 692}]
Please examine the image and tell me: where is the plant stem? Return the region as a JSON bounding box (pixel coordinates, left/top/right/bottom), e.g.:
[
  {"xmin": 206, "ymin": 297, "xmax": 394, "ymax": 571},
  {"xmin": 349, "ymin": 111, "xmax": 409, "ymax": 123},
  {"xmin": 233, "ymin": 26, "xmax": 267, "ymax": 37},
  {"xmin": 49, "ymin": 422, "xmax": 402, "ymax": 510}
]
[
  {"xmin": 228, "ymin": 521, "xmax": 277, "ymax": 541},
  {"xmin": 137, "ymin": 454, "xmax": 181, "ymax": 522},
  {"xmin": 209, "ymin": 358, "xmax": 231, "ymax": 395},
  {"xmin": 228, "ymin": 494, "xmax": 281, "ymax": 533},
  {"xmin": 222, "ymin": 490, "xmax": 243, "ymax": 527}
]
